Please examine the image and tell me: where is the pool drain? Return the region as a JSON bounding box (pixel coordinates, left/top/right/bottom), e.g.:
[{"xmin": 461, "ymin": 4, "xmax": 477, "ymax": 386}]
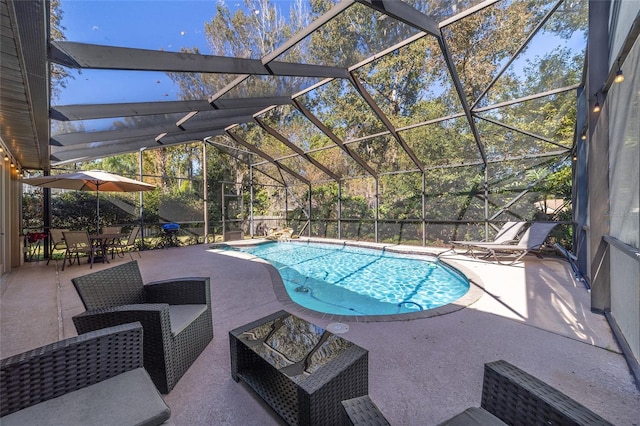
[{"xmin": 326, "ymin": 322, "xmax": 349, "ymax": 334}]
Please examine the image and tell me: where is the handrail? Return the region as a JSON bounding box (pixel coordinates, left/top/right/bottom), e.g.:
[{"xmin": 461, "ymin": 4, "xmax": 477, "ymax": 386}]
[{"xmin": 603, "ymin": 235, "xmax": 640, "ymax": 263}]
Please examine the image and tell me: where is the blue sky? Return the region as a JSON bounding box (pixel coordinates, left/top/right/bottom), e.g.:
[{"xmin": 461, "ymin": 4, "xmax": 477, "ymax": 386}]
[
  {"xmin": 60, "ymin": 0, "xmax": 215, "ymax": 51},
  {"xmin": 57, "ymin": 0, "xmax": 236, "ymax": 105},
  {"xmin": 55, "ymin": 1, "xmax": 586, "ymax": 108},
  {"xmin": 56, "ymin": 0, "xmax": 305, "ymax": 105}
]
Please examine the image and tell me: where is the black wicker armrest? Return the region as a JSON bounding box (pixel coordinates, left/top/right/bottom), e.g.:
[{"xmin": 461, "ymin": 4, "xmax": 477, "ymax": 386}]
[
  {"xmin": 145, "ymin": 277, "xmax": 211, "ymax": 305},
  {"xmin": 481, "ymin": 360, "xmax": 613, "ymax": 426},
  {"xmin": 1, "ymin": 322, "xmax": 143, "ymax": 417},
  {"xmin": 341, "ymin": 395, "xmax": 391, "ymax": 426},
  {"xmin": 73, "ymin": 305, "xmax": 177, "ymax": 394},
  {"xmin": 73, "ymin": 304, "xmax": 171, "ymax": 341}
]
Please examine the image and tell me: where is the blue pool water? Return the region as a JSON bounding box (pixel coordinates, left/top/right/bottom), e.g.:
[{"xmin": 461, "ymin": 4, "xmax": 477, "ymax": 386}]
[{"xmin": 239, "ymin": 241, "xmax": 469, "ymax": 316}]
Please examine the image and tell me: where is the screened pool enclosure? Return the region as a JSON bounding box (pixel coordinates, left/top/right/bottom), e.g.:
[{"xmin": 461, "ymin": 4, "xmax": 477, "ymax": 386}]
[
  {"xmin": 44, "ymin": 0, "xmax": 585, "ymax": 245},
  {"xmin": 5, "ymin": 0, "xmax": 640, "ymax": 390}
]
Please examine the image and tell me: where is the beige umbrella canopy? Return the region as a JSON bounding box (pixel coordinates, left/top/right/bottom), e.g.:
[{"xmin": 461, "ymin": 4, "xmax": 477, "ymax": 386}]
[{"xmin": 22, "ymin": 170, "xmax": 156, "ymax": 231}]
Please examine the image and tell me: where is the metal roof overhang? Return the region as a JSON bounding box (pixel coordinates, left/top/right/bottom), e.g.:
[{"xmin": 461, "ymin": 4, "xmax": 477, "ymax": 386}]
[
  {"xmin": 51, "ymin": 129, "xmax": 226, "ymax": 165},
  {"xmin": 50, "ymin": 41, "xmax": 350, "ymax": 79},
  {"xmin": 0, "ymin": 0, "xmax": 49, "ymax": 170},
  {"xmin": 50, "ymin": 97, "xmax": 293, "ymax": 121}
]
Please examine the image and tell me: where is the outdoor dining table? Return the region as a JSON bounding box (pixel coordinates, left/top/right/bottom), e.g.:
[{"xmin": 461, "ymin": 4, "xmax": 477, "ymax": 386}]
[{"xmin": 90, "ymin": 233, "xmax": 127, "ymax": 263}]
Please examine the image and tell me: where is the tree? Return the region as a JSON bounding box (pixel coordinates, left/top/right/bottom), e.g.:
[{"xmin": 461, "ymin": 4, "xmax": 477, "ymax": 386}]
[
  {"xmin": 50, "ymin": 0, "xmax": 72, "ymax": 102},
  {"xmin": 44, "ymin": 0, "xmax": 586, "ymax": 245}
]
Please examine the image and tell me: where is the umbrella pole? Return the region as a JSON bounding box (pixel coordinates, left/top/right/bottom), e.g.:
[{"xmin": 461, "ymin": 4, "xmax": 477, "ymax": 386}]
[{"xmin": 96, "ymin": 188, "xmax": 100, "ymax": 233}]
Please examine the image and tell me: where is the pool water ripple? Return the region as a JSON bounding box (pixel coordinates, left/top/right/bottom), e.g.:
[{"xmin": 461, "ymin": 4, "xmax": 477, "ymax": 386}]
[{"xmin": 240, "ymin": 241, "xmax": 469, "ymax": 316}]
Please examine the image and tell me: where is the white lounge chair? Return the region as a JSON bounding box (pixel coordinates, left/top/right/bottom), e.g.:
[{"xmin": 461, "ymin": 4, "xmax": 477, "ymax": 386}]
[
  {"xmin": 451, "ymin": 221, "xmax": 527, "ymax": 254},
  {"xmin": 463, "ymin": 222, "xmax": 559, "ymax": 264}
]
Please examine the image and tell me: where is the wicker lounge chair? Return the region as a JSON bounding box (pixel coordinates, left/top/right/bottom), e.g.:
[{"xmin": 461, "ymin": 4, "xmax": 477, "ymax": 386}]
[
  {"xmin": 438, "ymin": 360, "xmax": 613, "ymax": 425},
  {"xmin": 463, "ymin": 222, "xmax": 559, "ymax": 264},
  {"xmin": 451, "ymin": 221, "xmax": 526, "ymax": 254},
  {"xmin": 71, "ymin": 260, "xmax": 213, "ymax": 394},
  {"xmin": 0, "ymin": 322, "xmax": 171, "ymax": 425}
]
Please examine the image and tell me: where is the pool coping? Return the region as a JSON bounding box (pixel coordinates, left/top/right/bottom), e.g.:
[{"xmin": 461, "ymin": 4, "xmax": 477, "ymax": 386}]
[{"xmin": 211, "ymin": 237, "xmax": 486, "ymax": 323}]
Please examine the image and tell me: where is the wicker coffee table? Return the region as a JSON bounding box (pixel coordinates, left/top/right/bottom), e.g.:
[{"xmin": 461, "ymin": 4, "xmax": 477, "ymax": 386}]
[{"xmin": 230, "ymin": 310, "xmax": 369, "ymax": 426}]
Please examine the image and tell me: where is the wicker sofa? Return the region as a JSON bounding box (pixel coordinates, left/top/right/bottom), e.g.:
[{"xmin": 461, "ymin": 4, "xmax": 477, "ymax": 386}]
[
  {"xmin": 0, "ymin": 322, "xmax": 171, "ymax": 425},
  {"xmin": 71, "ymin": 260, "xmax": 213, "ymax": 394}
]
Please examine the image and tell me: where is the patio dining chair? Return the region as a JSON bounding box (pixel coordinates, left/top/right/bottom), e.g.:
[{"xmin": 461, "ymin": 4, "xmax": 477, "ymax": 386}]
[
  {"xmin": 463, "ymin": 222, "xmax": 559, "ymax": 264},
  {"xmin": 46, "ymin": 228, "xmax": 68, "ymax": 265},
  {"xmin": 61, "ymin": 230, "xmax": 104, "ymax": 270},
  {"xmin": 109, "ymin": 226, "xmax": 141, "ymax": 260},
  {"xmin": 71, "ymin": 260, "xmax": 213, "ymax": 394},
  {"xmin": 101, "ymin": 225, "xmax": 121, "ymax": 234},
  {"xmin": 99, "ymin": 225, "xmax": 123, "ymax": 259}
]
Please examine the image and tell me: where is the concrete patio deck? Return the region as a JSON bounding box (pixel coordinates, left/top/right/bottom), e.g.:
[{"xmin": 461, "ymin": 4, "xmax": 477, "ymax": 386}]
[{"xmin": 1, "ymin": 241, "xmax": 638, "ymax": 425}]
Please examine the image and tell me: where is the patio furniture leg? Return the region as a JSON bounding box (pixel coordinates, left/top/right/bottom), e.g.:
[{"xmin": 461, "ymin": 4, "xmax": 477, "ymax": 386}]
[{"xmin": 61, "ymin": 251, "xmax": 76, "ymax": 271}]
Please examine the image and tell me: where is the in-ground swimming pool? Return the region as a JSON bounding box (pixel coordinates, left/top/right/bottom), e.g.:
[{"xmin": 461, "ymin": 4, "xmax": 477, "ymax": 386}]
[{"xmin": 238, "ymin": 241, "xmax": 469, "ymax": 316}]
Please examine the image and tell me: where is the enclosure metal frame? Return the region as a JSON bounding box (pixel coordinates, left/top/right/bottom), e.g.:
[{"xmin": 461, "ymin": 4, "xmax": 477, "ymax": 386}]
[{"xmin": 42, "ymin": 0, "xmax": 580, "ymax": 245}]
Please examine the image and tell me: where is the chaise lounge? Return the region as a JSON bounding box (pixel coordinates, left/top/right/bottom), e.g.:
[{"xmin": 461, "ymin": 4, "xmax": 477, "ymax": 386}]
[
  {"xmin": 458, "ymin": 222, "xmax": 559, "ymax": 264},
  {"xmin": 451, "ymin": 221, "xmax": 527, "ymax": 254},
  {"xmin": 71, "ymin": 260, "xmax": 213, "ymax": 394}
]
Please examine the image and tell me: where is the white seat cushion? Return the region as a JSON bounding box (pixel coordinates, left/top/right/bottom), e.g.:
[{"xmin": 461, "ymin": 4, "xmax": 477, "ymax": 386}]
[
  {"xmin": 168, "ymin": 304, "xmax": 207, "ymax": 335},
  {"xmin": 437, "ymin": 407, "xmax": 507, "ymax": 426}
]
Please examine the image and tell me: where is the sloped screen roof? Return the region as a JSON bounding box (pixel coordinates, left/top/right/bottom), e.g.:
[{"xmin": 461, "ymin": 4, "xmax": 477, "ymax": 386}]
[{"xmin": 49, "ymin": 0, "xmax": 586, "ymax": 187}]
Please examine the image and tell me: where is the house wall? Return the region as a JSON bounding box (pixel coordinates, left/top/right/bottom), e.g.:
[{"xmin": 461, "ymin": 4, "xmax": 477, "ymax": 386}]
[
  {"xmin": 607, "ymin": 35, "xmax": 640, "ymax": 361},
  {"xmin": 586, "ymin": 0, "xmax": 612, "ymax": 312},
  {"xmin": 0, "ymin": 159, "xmax": 6, "ymax": 276},
  {"xmin": 609, "ymin": 1, "xmax": 640, "ymax": 67},
  {"xmin": 584, "ymin": 0, "xmax": 640, "ymax": 370},
  {"xmin": 0, "ymin": 157, "xmax": 22, "ymax": 276}
]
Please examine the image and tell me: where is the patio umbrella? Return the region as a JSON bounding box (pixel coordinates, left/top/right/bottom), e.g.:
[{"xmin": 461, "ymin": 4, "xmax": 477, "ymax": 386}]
[{"xmin": 22, "ymin": 170, "xmax": 156, "ymax": 232}]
